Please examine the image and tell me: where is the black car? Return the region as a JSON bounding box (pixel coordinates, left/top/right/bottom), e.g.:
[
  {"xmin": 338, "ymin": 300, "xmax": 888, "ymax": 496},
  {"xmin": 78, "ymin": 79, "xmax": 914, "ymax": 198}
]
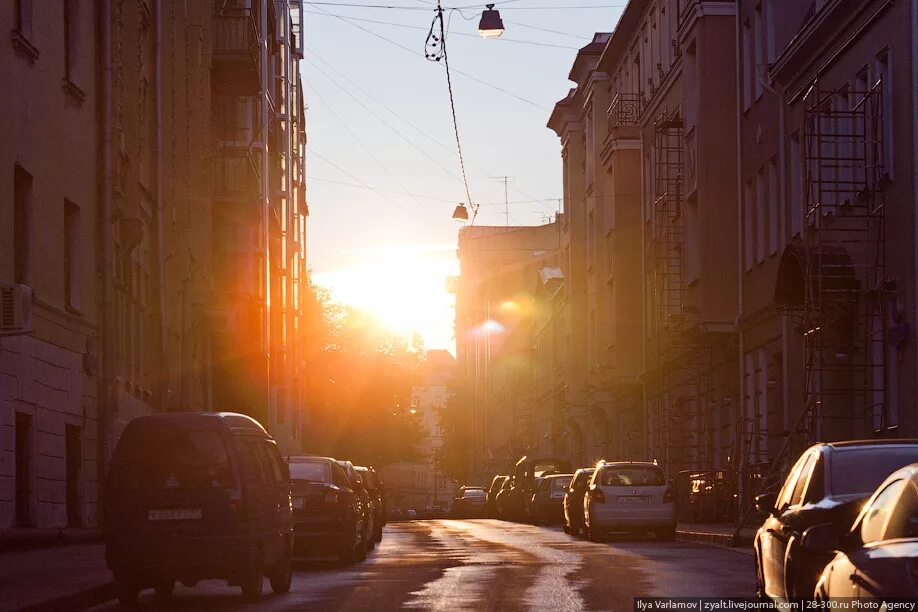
[
  {"xmin": 507, "ymin": 456, "xmax": 572, "ymax": 521},
  {"xmin": 754, "ymin": 440, "xmax": 918, "ymax": 600},
  {"xmin": 452, "ymin": 488, "xmax": 488, "ymax": 517},
  {"xmin": 530, "ymin": 473, "xmax": 574, "ymax": 525},
  {"xmin": 487, "ymin": 475, "xmax": 509, "ymax": 518},
  {"xmin": 337, "ymin": 460, "xmax": 375, "ymax": 554},
  {"xmin": 289, "ymin": 456, "xmax": 368, "ymax": 565},
  {"xmin": 356, "ymin": 465, "xmax": 386, "ymax": 542},
  {"xmin": 104, "ymin": 413, "xmax": 293, "ymax": 605},
  {"xmin": 563, "ymin": 468, "xmax": 595, "ymax": 536}
]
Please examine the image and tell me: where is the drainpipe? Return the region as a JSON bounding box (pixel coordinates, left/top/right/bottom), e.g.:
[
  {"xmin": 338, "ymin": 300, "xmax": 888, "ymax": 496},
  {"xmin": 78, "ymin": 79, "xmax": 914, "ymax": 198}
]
[
  {"xmin": 155, "ymin": 0, "xmax": 167, "ymax": 411},
  {"xmin": 912, "ymin": 0, "xmax": 918, "ymax": 436},
  {"xmin": 260, "ymin": 0, "xmax": 272, "ymax": 426},
  {"xmin": 99, "ymin": 0, "xmax": 114, "ymax": 483},
  {"xmin": 734, "ymin": 0, "xmax": 746, "ymax": 503}
]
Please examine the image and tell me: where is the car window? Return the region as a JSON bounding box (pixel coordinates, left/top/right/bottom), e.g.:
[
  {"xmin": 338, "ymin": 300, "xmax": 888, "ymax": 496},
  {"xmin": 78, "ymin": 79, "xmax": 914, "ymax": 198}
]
[
  {"xmin": 237, "ymin": 438, "xmax": 268, "ymax": 486},
  {"xmin": 290, "ymin": 461, "xmax": 332, "ymax": 483},
  {"xmin": 572, "ymin": 470, "xmax": 594, "ymax": 489},
  {"xmin": 332, "ymin": 464, "xmax": 350, "ymax": 489},
  {"xmin": 831, "ymin": 447, "xmax": 918, "ymax": 496},
  {"xmin": 551, "ymin": 477, "xmax": 571, "ymax": 493},
  {"xmin": 264, "ymin": 442, "xmax": 286, "ymax": 484},
  {"xmin": 599, "ymin": 465, "xmax": 664, "ymax": 486},
  {"xmin": 111, "ymin": 425, "xmax": 234, "ymax": 491},
  {"xmin": 777, "ymin": 453, "xmax": 808, "ymax": 509},
  {"xmin": 884, "ymin": 481, "xmax": 918, "ymax": 540},
  {"xmin": 861, "ymin": 479, "xmax": 907, "ymax": 544},
  {"xmin": 463, "ymin": 489, "xmax": 487, "ymax": 498},
  {"xmin": 803, "ymin": 455, "xmax": 825, "ymax": 504},
  {"xmin": 789, "ymin": 453, "xmax": 816, "ymax": 506}
]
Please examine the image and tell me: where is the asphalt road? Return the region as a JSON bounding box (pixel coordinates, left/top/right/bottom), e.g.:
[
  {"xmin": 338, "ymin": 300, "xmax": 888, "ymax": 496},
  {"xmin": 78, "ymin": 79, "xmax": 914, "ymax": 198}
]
[{"xmin": 88, "ymin": 519, "xmax": 754, "ymax": 611}]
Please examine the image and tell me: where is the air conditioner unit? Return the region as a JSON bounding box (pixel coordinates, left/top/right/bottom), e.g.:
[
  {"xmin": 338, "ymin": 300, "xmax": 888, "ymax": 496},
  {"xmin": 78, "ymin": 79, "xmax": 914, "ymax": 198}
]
[{"xmin": 0, "ymin": 283, "xmax": 33, "ymax": 332}]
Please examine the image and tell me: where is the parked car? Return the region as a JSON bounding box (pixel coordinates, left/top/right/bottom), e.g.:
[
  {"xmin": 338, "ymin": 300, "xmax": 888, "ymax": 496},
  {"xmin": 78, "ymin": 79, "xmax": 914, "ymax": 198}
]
[
  {"xmin": 288, "ymin": 456, "xmax": 367, "ymax": 565},
  {"xmin": 530, "ymin": 473, "xmax": 574, "ymax": 525},
  {"xmin": 487, "ymin": 475, "xmax": 509, "ymax": 517},
  {"xmin": 355, "ymin": 466, "xmax": 385, "ymax": 542},
  {"xmin": 810, "ymin": 463, "xmax": 918, "ymax": 599},
  {"xmin": 495, "ymin": 477, "xmax": 514, "ymax": 519},
  {"xmin": 508, "ymin": 456, "xmax": 573, "ymax": 522},
  {"xmin": 564, "ymin": 468, "xmax": 595, "ymax": 536},
  {"xmin": 405, "ymin": 509, "xmax": 418, "ymax": 520},
  {"xmin": 523, "ymin": 476, "xmax": 547, "ymax": 523},
  {"xmin": 453, "ymin": 488, "xmax": 489, "ymax": 518},
  {"xmin": 386, "ymin": 508, "xmax": 406, "ymax": 522},
  {"xmin": 583, "ymin": 461, "xmax": 674, "ymax": 542},
  {"xmin": 337, "ymin": 460, "xmax": 375, "ymax": 556},
  {"xmin": 104, "ymin": 412, "xmax": 293, "ymax": 605},
  {"xmin": 754, "ymin": 440, "xmax": 918, "ymax": 601}
]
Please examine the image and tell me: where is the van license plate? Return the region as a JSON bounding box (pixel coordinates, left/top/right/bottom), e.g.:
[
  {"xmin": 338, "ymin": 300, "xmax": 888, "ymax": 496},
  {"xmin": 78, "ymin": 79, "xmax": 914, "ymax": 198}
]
[
  {"xmin": 148, "ymin": 509, "xmax": 203, "ymax": 521},
  {"xmin": 618, "ymin": 496, "xmax": 650, "ymax": 506}
]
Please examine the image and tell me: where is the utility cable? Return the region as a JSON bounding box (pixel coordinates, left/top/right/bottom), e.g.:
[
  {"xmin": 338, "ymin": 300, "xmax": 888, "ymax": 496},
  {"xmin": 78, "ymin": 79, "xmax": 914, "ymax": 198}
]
[{"xmin": 426, "ymin": 2, "xmax": 475, "ymax": 221}]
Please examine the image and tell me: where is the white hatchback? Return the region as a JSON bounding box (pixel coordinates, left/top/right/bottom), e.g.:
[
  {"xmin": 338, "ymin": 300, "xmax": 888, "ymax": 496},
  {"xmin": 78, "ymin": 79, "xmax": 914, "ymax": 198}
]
[{"xmin": 583, "ymin": 461, "xmax": 676, "ymax": 541}]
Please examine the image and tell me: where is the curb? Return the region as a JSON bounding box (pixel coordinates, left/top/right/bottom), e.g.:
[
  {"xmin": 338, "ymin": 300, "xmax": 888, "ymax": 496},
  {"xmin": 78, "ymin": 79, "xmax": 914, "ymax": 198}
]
[
  {"xmin": 676, "ymin": 529, "xmax": 754, "ymax": 548},
  {"xmin": 16, "ymin": 582, "xmax": 116, "ymax": 612},
  {"xmin": 0, "ymin": 529, "xmax": 103, "ymax": 553}
]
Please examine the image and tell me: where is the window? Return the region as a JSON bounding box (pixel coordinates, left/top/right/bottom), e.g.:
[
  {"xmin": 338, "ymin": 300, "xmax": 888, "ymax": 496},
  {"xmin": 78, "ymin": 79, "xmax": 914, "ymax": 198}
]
[
  {"xmin": 742, "ymin": 19, "xmax": 753, "ymax": 110},
  {"xmin": 15, "ymin": 413, "xmax": 32, "ymax": 527},
  {"xmin": 599, "ymin": 465, "xmax": 665, "ymax": 486},
  {"xmin": 860, "ymin": 479, "xmax": 906, "ymax": 544},
  {"xmin": 789, "ymin": 453, "xmax": 816, "ymax": 506},
  {"xmin": 776, "ymin": 452, "xmax": 808, "ymax": 510},
  {"xmin": 743, "ymin": 178, "xmax": 754, "ymax": 270},
  {"xmin": 64, "ymin": 200, "xmax": 81, "ymax": 310},
  {"xmin": 756, "ymin": 167, "xmax": 766, "ymax": 262},
  {"xmin": 753, "ymin": 4, "xmax": 764, "ymax": 100},
  {"xmin": 830, "ymin": 447, "xmax": 918, "ymax": 496},
  {"xmin": 64, "ymin": 0, "xmax": 80, "ymax": 84},
  {"xmin": 14, "ymin": 165, "xmax": 32, "ymax": 286},
  {"xmin": 764, "ymin": 0, "xmax": 775, "ymax": 64},
  {"xmin": 14, "ymin": 0, "xmax": 33, "ymax": 40},
  {"xmin": 873, "ymin": 49, "xmax": 893, "ymax": 177},
  {"xmin": 264, "ymin": 442, "xmax": 287, "ymax": 484},
  {"xmin": 790, "ymin": 131, "xmax": 803, "ymax": 235},
  {"xmin": 884, "ymin": 481, "xmax": 918, "ymax": 540},
  {"xmin": 768, "ymin": 158, "xmax": 779, "ymax": 254}
]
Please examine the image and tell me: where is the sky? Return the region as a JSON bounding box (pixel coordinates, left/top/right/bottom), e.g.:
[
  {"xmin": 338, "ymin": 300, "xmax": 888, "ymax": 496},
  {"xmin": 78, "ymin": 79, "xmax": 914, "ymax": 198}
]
[{"xmin": 303, "ymin": 0, "xmax": 626, "ymax": 353}]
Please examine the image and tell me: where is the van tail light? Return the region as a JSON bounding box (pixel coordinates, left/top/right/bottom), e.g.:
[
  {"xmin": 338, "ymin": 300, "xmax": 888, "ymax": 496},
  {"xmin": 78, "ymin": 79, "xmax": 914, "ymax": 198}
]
[
  {"xmin": 591, "ymin": 488, "xmax": 606, "ymax": 504},
  {"xmin": 663, "ymin": 485, "xmax": 674, "ymax": 504}
]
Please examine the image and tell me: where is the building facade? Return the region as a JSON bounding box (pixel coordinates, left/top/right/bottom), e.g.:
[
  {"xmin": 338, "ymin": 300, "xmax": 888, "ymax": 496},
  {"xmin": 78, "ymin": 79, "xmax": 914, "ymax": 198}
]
[{"xmin": 0, "ymin": 0, "xmax": 308, "ymax": 529}]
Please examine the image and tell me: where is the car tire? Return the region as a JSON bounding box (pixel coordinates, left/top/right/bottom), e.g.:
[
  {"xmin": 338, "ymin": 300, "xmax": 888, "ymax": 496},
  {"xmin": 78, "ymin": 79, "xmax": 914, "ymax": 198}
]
[
  {"xmin": 587, "ymin": 523, "xmax": 604, "ymax": 543},
  {"xmin": 338, "ymin": 528, "xmax": 358, "ymax": 566},
  {"xmin": 562, "ymin": 521, "xmax": 570, "ymax": 534},
  {"xmin": 269, "ymin": 549, "xmax": 293, "ymax": 594},
  {"xmin": 240, "ymin": 559, "xmax": 264, "ymax": 603},
  {"xmin": 114, "ymin": 572, "xmax": 141, "ymax": 607},
  {"xmin": 153, "ymin": 579, "xmax": 175, "ymax": 601}
]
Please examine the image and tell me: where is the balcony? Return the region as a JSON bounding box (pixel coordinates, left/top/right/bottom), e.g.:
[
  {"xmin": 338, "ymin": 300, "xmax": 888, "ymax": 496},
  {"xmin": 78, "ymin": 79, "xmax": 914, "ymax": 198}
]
[
  {"xmin": 212, "ymin": 148, "xmax": 261, "ymax": 199},
  {"xmin": 212, "ymin": 7, "xmax": 260, "ymax": 94},
  {"xmin": 607, "ymin": 93, "xmax": 643, "ymax": 131}
]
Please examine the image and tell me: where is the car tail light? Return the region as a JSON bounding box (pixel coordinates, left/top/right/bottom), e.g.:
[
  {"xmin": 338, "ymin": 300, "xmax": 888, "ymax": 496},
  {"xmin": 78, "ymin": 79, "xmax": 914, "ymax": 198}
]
[
  {"xmin": 591, "ymin": 488, "xmax": 606, "ymax": 504},
  {"xmin": 663, "ymin": 485, "xmax": 673, "ymax": 504},
  {"xmin": 325, "ymin": 490, "xmax": 340, "ymax": 505}
]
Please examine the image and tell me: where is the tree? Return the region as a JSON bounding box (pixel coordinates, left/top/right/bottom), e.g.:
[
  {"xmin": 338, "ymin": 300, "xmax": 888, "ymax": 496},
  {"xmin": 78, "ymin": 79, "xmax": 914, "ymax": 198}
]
[
  {"xmin": 299, "ymin": 286, "xmax": 425, "ymax": 465},
  {"xmin": 437, "ymin": 378, "xmax": 473, "ymax": 484}
]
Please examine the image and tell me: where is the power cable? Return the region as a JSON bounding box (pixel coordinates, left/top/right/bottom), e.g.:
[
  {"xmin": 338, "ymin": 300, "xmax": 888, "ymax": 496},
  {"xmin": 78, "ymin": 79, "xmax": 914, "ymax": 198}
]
[{"xmin": 426, "ymin": 2, "xmax": 475, "ymax": 220}]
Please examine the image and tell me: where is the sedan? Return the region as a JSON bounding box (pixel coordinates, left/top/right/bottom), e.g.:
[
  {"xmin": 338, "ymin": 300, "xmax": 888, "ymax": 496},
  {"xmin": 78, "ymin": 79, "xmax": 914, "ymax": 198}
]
[
  {"xmin": 754, "ymin": 440, "xmax": 918, "ymax": 601},
  {"xmin": 811, "ymin": 463, "xmax": 918, "ymax": 599},
  {"xmin": 583, "ymin": 461, "xmax": 675, "ymax": 542},
  {"xmin": 453, "ymin": 488, "xmax": 488, "ymax": 518},
  {"xmin": 530, "ymin": 473, "xmax": 574, "ymax": 525}
]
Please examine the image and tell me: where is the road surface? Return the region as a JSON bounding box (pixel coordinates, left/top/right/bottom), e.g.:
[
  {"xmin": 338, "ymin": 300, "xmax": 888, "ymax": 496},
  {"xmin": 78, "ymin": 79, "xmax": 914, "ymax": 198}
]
[{"xmin": 89, "ymin": 519, "xmax": 754, "ymax": 610}]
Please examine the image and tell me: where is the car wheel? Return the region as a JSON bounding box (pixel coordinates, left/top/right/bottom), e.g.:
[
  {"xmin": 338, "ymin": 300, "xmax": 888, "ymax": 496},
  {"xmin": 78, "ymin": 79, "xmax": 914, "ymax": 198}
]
[
  {"xmin": 338, "ymin": 527, "xmax": 358, "ymax": 566},
  {"xmin": 563, "ymin": 521, "xmax": 571, "ymax": 534},
  {"xmin": 114, "ymin": 572, "xmax": 141, "ymax": 607},
  {"xmin": 240, "ymin": 558, "xmax": 264, "ymax": 602},
  {"xmin": 656, "ymin": 527, "xmax": 676, "ymax": 541},
  {"xmin": 268, "ymin": 549, "xmax": 293, "ymax": 594},
  {"xmin": 153, "ymin": 579, "xmax": 175, "ymax": 601},
  {"xmin": 587, "ymin": 523, "xmax": 604, "ymax": 543}
]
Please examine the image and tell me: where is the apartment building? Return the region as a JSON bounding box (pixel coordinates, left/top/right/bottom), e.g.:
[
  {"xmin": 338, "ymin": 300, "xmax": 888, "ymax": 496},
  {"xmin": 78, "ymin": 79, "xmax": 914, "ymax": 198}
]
[
  {"xmin": 0, "ymin": 0, "xmax": 308, "ymax": 529},
  {"xmin": 737, "ymin": 0, "xmax": 918, "ymax": 501},
  {"xmin": 210, "ymin": 0, "xmax": 308, "ymax": 455},
  {"xmin": 455, "ymin": 222, "xmax": 563, "ymax": 478}
]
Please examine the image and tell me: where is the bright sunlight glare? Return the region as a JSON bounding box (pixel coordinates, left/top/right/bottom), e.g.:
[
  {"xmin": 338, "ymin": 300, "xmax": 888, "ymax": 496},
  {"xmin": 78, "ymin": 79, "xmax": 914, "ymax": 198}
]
[{"xmin": 313, "ymin": 245, "xmax": 458, "ymax": 352}]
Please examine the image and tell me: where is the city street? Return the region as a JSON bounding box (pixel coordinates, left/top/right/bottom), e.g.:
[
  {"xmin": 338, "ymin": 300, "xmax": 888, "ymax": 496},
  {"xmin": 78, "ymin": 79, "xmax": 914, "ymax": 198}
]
[{"xmin": 87, "ymin": 520, "xmax": 754, "ymax": 611}]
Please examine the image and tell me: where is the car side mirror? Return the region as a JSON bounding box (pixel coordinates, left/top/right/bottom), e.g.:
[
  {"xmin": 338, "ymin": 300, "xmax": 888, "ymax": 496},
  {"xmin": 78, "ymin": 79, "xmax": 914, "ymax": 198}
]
[
  {"xmin": 801, "ymin": 523, "xmax": 841, "ymax": 552},
  {"xmin": 755, "ymin": 493, "xmax": 779, "ymax": 516}
]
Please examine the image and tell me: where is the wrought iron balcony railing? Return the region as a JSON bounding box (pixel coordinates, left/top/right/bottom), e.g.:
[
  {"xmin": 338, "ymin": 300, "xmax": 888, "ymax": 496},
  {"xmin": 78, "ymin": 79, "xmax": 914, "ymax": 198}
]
[{"xmin": 607, "ymin": 92, "xmax": 643, "ymax": 130}]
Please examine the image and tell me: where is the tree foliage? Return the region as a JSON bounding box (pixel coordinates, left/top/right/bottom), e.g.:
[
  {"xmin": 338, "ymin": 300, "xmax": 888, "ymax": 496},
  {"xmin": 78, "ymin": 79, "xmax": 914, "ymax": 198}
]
[
  {"xmin": 436, "ymin": 379, "xmax": 473, "ymax": 484},
  {"xmin": 299, "ymin": 286, "xmax": 425, "ymax": 465}
]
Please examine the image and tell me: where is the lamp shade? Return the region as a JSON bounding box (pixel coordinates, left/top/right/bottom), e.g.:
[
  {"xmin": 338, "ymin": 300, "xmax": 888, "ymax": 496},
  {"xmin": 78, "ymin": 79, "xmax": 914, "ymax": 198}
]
[
  {"xmin": 452, "ymin": 204, "xmax": 470, "ymax": 221},
  {"xmin": 478, "ymin": 4, "xmax": 505, "ymax": 38}
]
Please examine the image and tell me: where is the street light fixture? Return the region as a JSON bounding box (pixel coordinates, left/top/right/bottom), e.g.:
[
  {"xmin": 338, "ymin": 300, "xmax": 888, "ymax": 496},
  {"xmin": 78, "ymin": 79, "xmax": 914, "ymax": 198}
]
[
  {"xmin": 452, "ymin": 203, "xmax": 470, "ymax": 221},
  {"xmin": 478, "ymin": 4, "xmax": 505, "ymax": 38}
]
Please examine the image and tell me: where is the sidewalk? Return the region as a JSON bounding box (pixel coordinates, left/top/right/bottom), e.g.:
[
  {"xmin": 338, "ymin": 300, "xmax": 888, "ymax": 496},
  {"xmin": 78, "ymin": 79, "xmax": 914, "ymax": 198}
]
[
  {"xmin": 676, "ymin": 522, "xmax": 759, "ymax": 548},
  {"xmin": 0, "ymin": 543, "xmax": 114, "ymax": 612}
]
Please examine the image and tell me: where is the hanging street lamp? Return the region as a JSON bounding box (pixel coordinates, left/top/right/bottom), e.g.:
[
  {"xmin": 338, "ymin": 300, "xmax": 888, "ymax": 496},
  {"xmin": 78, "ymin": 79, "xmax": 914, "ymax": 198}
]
[
  {"xmin": 452, "ymin": 203, "xmax": 470, "ymax": 221},
  {"xmin": 478, "ymin": 4, "xmax": 505, "ymax": 38}
]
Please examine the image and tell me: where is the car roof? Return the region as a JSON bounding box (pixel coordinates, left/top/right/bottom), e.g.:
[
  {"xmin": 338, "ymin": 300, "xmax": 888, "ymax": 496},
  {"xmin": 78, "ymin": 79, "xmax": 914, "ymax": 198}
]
[
  {"xmin": 544, "ymin": 473, "xmax": 574, "ymax": 479},
  {"xmin": 816, "ymin": 439, "xmax": 918, "ymax": 451},
  {"xmin": 575, "ymin": 468, "xmax": 596, "ymax": 474},
  {"xmin": 125, "ymin": 412, "xmax": 268, "ymax": 434},
  {"xmin": 288, "ymin": 455, "xmax": 336, "ymax": 464},
  {"xmin": 597, "ymin": 461, "xmax": 659, "ymax": 468}
]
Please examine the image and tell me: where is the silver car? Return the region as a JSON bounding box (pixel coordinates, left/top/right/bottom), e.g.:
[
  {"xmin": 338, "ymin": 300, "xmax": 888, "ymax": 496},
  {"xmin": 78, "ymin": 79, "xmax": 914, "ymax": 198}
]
[
  {"xmin": 809, "ymin": 463, "xmax": 918, "ymax": 599},
  {"xmin": 583, "ymin": 461, "xmax": 675, "ymax": 542}
]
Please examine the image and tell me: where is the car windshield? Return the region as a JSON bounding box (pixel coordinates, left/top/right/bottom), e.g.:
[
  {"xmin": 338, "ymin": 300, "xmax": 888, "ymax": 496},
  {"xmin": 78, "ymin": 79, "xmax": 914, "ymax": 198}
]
[
  {"xmin": 573, "ymin": 470, "xmax": 595, "ymax": 488},
  {"xmin": 111, "ymin": 424, "xmax": 234, "ymax": 491},
  {"xmin": 550, "ymin": 477, "xmax": 572, "ymax": 492},
  {"xmin": 830, "ymin": 447, "xmax": 918, "ymax": 496},
  {"xmin": 599, "ymin": 466, "xmax": 665, "ymax": 487},
  {"xmin": 463, "ymin": 489, "xmax": 487, "ymax": 498},
  {"xmin": 290, "ymin": 461, "xmax": 331, "ymax": 483}
]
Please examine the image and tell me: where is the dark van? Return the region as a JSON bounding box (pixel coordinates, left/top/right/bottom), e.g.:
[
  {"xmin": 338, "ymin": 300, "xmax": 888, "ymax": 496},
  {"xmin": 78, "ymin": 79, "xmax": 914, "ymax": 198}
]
[{"xmin": 104, "ymin": 412, "xmax": 293, "ymax": 604}]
